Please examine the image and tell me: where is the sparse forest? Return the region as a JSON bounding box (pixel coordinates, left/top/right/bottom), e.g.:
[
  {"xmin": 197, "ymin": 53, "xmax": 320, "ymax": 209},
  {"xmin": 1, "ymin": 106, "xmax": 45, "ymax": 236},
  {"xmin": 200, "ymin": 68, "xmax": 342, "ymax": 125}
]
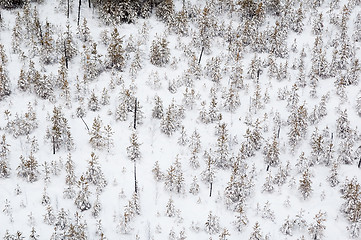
[{"xmin": 0, "ymin": 0, "xmax": 361, "ymax": 239}]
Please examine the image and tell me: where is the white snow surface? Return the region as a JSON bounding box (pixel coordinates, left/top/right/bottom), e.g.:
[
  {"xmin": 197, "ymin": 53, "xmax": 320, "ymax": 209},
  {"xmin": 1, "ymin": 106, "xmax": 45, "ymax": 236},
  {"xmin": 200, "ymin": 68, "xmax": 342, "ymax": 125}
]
[{"xmin": 0, "ymin": 0, "xmax": 361, "ymax": 239}]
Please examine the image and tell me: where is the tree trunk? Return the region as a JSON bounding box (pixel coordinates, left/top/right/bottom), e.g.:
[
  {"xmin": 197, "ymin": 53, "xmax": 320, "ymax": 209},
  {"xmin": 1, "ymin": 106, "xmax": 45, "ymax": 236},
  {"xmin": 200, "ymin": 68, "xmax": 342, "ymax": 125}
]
[
  {"xmin": 88, "ymin": 0, "xmax": 91, "ymax": 8},
  {"xmin": 134, "ymin": 160, "xmax": 138, "ymax": 193},
  {"xmin": 81, "ymin": 117, "xmax": 89, "ymax": 131},
  {"xmin": 209, "ymin": 182, "xmax": 213, "ymax": 197},
  {"xmin": 52, "ymin": 136, "xmax": 56, "ymax": 154},
  {"xmin": 198, "ymin": 47, "xmax": 204, "ymax": 64},
  {"xmin": 77, "ymin": 0, "xmax": 81, "ymax": 26},
  {"xmin": 64, "ymin": 40, "xmax": 68, "ymax": 69},
  {"xmin": 358, "ymin": 158, "xmax": 361, "ymax": 168},
  {"xmin": 67, "ymin": 0, "xmax": 70, "ymax": 18},
  {"xmin": 134, "ymin": 98, "xmax": 137, "ymax": 130}
]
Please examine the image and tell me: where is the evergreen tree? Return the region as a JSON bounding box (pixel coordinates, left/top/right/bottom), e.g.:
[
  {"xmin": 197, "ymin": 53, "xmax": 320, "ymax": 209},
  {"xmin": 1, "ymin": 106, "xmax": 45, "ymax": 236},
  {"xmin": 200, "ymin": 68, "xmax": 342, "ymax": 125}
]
[
  {"xmin": 263, "ymin": 134, "xmax": 280, "ymax": 167},
  {"xmin": 107, "ymin": 28, "xmax": 125, "ymax": 71},
  {"xmin": 156, "ymin": 0, "xmax": 174, "ymax": 24},
  {"xmin": 205, "ymin": 211, "xmax": 220, "ymax": 234},
  {"xmin": 85, "ymin": 152, "xmax": 107, "ymax": 189},
  {"xmin": 249, "ymin": 222, "xmax": 264, "ymax": 240},
  {"xmin": 288, "ymin": 104, "xmax": 308, "ymax": 152},
  {"xmin": 152, "ymin": 160, "xmax": 163, "ymax": 181},
  {"xmin": 165, "ymin": 197, "xmax": 176, "ymax": 217},
  {"xmin": 0, "ymin": 134, "xmax": 10, "ymax": 178},
  {"xmin": 189, "ymin": 176, "xmax": 200, "ymax": 195},
  {"xmin": 201, "ymin": 153, "xmax": 216, "ymax": 197},
  {"xmin": 41, "ymin": 21, "xmax": 56, "ymax": 65},
  {"xmin": 308, "ymin": 211, "xmax": 326, "ymax": 240},
  {"xmin": 89, "ymin": 116, "xmax": 104, "ymax": 150},
  {"xmin": 126, "ymin": 131, "xmax": 141, "ymax": 162},
  {"xmin": 150, "ymin": 35, "xmax": 170, "ymax": 67},
  {"xmin": 336, "ymin": 109, "xmax": 351, "ymax": 139},
  {"xmin": 0, "ymin": 50, "xmax": 10, "ymax": 100},
  {"xmin": 17, "ymin": 153, "xmax": 39, "ymax": 183},
  {"xmin": 88, "ymin": 90, "xmax": 100, "ymax": 111},
  {"xmin": 299, "ymin": 169, "xmax": 312, "ymax": 200},
  {"xmin": 215, "ymin": 123, "xmax": 230, "ymax": 169},
  {"xmin": 64, "ymin": 153, "xmax": 76, "ymax": 199},
  {"xmin": 83, "ymin": 42, "xmax": 103, "ymax": 82},
  {"xmin": 75, "ymin": 175, "xmax": 91, "ymax": 211},
  {"xmin": 46, "ymin": 106, "xmax": 74, "ymax": 151}
]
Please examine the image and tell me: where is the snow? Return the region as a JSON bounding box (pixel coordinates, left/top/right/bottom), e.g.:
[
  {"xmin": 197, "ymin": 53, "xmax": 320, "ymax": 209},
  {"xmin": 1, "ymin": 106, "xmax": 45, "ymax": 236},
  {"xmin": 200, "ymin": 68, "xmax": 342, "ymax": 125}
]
[{"xmin": 0, "ymin": 0, "xmax": 361, "ymax": 239}]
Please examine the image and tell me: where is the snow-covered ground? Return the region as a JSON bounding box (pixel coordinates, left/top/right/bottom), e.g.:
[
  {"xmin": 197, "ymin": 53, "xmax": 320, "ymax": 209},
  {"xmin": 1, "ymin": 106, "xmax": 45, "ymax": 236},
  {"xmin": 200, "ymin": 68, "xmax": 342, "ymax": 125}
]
[{"xmin": 0, "ymin": 0, "xmax": 361, "ymax": 239}]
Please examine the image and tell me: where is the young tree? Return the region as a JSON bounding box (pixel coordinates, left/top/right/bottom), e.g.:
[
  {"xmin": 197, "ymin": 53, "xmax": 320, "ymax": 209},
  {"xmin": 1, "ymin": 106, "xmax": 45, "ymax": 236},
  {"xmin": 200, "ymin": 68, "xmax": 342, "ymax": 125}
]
[
  {"xmin": 17, "ymin": 153, "xmax": 40, "ymax": 183},
  {"xmin": 126, "ymin": 131, "xmax": 141, "ymax": 162},
  {"xmin": 201, "ymin": 153, "xmax": 216, "ymax": 197},
  {"xmin": 299, "ymin": 169, "xmax": 312, "ymax": 200},
  {"xmin": 46, "ymin": 106, "xmax": 74, "ymax": 152},
  {"xmin": 0, "ymin": 134, "xmax": 10, "ymax": 178},
  {"xmin": 150, "ymin": 35, "xmax": 170, "ymax": 67},
  {"xmin": 263, "ymin": 134, "xmax": 280, "ymax": 167},
  {"xmin": 89, "ymin": 116, "xmax": 104, "ymax": 150},
  {"xmin": 85, "ymin": 152, "xmax": 107, "ymax": 190},
  {"xmin": 107, "ymin": 28, "xmax": 125, "ymax": 71},
  {"xmin": 249, "ymin": 222, "xmax": 264, "ymax": 240},
  {"xmin": 205, "ymin": 211, "xmax": 220, "ymax": 234},
  {"xmin": 308, "ymin": 211, "xmax": 326, "ymax": 240},
  {"xmin": 75, "ymin": 175, "xmax": 91, "ymax": 211}
]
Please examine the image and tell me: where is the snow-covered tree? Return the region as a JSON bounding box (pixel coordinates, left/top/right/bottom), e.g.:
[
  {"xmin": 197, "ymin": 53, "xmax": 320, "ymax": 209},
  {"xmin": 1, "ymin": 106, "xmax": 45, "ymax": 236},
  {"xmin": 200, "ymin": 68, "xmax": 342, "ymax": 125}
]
[{"xmin": 205, "ymin": 211, "xmax": 220, "ymax": 234}]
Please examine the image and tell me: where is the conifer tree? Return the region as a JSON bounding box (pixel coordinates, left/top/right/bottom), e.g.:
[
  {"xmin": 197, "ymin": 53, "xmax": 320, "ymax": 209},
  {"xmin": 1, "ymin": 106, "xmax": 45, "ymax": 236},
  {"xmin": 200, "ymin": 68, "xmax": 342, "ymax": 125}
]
[
  {"xmin": 299, "ymin": 169, "xmax": 312, "ymax": 200},
  {"xmin": 85, "ymin": 152, "xmax": 107, "ymax": 190},
  {"xmin": 152, "ymin": 160, "xmax": 163, "ymax": 181},
  {"xmin": 107, "ymin": 28, "xmax": 125, "ymax": 71},
  {"xmin": 215, "ymin": 123, "xmax": 230, "ymax": 169},
  {"xmin": 201, "ymin": 152, "xmax": 216, "ymax": 197},
  {"xmin": 83, "ymin": 42, "xmax": 103, "ymax": 82},
  {"xmin": 263, "ymin": 134, "xmax": 280, "ymax": 167},
  {"xmin": 150, "ymin": 35, "xmax": 170, "ymax": 67},
  {"xmin": 0, "ymin": 50, "xmax": 10, "ymax": 100},
  {"xmin": 205, "ymin": 211, "xmax": 220, "ymax": 234},
  {"xmin": 89, "ymin": 116, "xmax": 104, "ymax": 150},
  {"xmin": 165, "ymin": 197, "xmax": 176, "ymax": 217},
  {"xmin": 64, "ymin": 153, "xmax": 76, "ymax": 199},
  {"xmin": 156, "ymin": 0, "xmax": 174, "ymax": 24},
  {"xmin": 189, "ymin": 176, "xmax": 200, "ymax": 195},
  {"xmin": 127, "ymin": 130, "xmax": 141, "ymax": 162},
  {"xmin": 41, "ymin": 21, "xmax": 56, "ymax": 65},
  {"xmin": 152, "ymin": 95, "xmax": 164, "ymax": 119},
  {"xmin": 0, "ymin": 134, "xmax": 10, "ymax": 178},
  {"xmin": 233, "ymin": 206, "xmax": 249, "ymax": 232},
  {"xmin": 75, "ymin": 175, "xmax": 91, "ymax": 211},
  {"xmin": 288, "ymin": 104, "xmax": 308, "ymax": 152},
  {"xmin": 308, "ymin": 211, "xmax": 326, "ymax": 240},
  {"xmin": 46, "ymin": 106, "xmax": 74, "ymax": 152},
  {"xmin": 17, "ymin": 153, "xmax": 40, "ymax": 183},
  {"xmin": 336, "ymin": 109, "xmax": 351, "ymax": 139}
]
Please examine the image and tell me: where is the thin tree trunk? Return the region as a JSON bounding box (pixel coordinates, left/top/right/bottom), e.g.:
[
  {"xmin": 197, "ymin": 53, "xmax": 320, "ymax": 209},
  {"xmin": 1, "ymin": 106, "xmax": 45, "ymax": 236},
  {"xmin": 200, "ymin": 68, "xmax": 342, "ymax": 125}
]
[
  {"xmin": 134, "ymin": 98, "xmax": 137, "ymax": 130},
  {"xmin": 209, "ymin": 182, "xmax": 213, "ymax": 197},
  {"xmin": 198, "ymin": 47, "xmax": 204, "ymax": 64},
  {"xmin": 52, "ymin": 136, "xmax": 56, "ymax": 154},
  {"xmin": 134, "ymin": 160, "xmax": 138, "ymax": 193},
  {"xmin": 277, "ymin": 126, "xmax": 281, "ymax": 138},
  {"xmin": 77, "ymin": 0, "xmax": 81, "ymax": 26},
  {"xmin": 358, "ymin": 158, "xmax": 361, "ymax": 168},
  {"xmin": 81, "ymin": 117, "xmax": 89, "ymax": 131},
  {"xmin": 64, "ymin": 40, "xmax": 68, "ymax": 69},
  {"xmin": 88, "ymin": 0, "xmax": 91, "ymax": 8},
  {"xmin": 67, "ymin": 0, "xmax": 70, "ymax": 18}
]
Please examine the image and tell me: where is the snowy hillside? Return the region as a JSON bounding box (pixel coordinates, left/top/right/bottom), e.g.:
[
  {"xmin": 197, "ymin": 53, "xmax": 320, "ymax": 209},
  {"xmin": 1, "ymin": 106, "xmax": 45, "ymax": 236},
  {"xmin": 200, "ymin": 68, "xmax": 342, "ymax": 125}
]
[{"xmin": 0, "ymin": 0, "xmax": 361, "ymax": 239}]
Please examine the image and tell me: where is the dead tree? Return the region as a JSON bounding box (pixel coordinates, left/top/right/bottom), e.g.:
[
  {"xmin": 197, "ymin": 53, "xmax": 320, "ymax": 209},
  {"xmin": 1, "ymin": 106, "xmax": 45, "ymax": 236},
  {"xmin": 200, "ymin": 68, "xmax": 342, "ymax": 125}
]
[{"xmin": 77, "ymin": 0, "xmax": 81, "ymax": 26}]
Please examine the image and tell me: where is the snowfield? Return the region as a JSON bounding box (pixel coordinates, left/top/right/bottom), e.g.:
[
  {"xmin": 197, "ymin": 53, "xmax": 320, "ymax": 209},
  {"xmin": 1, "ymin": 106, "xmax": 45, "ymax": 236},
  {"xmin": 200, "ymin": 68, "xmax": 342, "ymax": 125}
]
[{"xmin": 0, "ymin": 0, "xmax": 361, "ymax": 239}]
